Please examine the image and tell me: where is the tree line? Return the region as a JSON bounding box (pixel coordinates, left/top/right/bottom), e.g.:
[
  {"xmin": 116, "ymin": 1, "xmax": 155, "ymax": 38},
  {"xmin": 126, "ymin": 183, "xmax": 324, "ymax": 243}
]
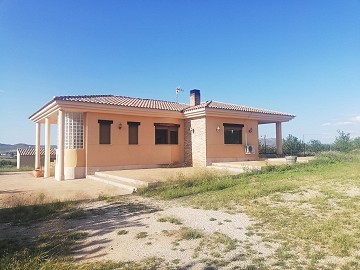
[{"xmin": 259, "ymin": 130, "xmax": 360, "ymax": 156}]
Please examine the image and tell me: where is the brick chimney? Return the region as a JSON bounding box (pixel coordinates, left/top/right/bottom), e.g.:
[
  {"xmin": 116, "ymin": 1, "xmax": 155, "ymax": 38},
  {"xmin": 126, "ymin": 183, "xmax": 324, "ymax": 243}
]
[{"xmin": 190, "ymin": 89, "xmax": 200, "ymax": 106}]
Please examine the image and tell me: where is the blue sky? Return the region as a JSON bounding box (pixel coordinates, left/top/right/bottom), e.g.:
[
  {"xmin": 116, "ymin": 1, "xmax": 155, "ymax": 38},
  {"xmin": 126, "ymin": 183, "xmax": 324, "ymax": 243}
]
[{"xmin": 0, "ymin": 0, "xmax": 359, "ymax": 145}]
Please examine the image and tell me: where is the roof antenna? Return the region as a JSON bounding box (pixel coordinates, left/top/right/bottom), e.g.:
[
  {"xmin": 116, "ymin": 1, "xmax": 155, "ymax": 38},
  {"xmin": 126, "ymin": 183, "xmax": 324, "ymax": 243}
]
[{"xmin": 175, "ymin": 86, "xmax": 184, "ymax": 103}]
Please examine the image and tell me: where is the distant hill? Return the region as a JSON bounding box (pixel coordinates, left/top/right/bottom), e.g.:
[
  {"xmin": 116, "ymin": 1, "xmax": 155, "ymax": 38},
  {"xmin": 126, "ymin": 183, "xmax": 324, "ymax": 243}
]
[
  {"xmin": 0, "ymin": 143, "xmax": 56, "ymax": 153},
  {"xmin": 0, "ymin": 143, "xmax": 34, "ymax": 153},
  {"xmin": 258, "ymin": 138, "xmax": 276, "ymax": 147}
]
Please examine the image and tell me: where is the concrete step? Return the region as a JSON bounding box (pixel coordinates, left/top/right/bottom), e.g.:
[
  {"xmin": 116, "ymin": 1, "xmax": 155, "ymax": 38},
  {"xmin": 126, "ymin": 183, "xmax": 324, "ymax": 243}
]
[
  {"xmin": 87, "ymin": 174, "xmax": 139, "ymax": 193},
  {"xmin": 207, "ymin": 165, "xmax": 244, "ymax": 173},
  {"xmin": 211, "ymin": 163, "xmax": 262, "ymax": 172},
  {"xmin": 95, "ymin": 172, "xmax": 148, "ymax": 188}
]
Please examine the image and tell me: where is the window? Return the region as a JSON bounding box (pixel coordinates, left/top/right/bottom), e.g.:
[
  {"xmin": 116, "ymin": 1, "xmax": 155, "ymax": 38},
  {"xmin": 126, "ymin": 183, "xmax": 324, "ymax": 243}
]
[
  {"xmin": 154, "ymin": 123, "xmax": 179, "ymax": 144},
  {"xmin": 98, "ymin": 120, "xmax": 113, "ymax": 144},
  {"xmin": 128, "ymin": 122, "xmax": 140, "ymax": 144},
  {"xmin": 224, "ymin": 123, "xmax": 243, "ymax": 144}
]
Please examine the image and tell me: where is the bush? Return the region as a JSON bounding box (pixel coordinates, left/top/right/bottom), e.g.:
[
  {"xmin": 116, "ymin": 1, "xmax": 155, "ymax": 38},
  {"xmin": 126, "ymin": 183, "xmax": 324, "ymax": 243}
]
[{"xmin": 0, "ymin": 160, "xmax": 16, "ymax": 167}]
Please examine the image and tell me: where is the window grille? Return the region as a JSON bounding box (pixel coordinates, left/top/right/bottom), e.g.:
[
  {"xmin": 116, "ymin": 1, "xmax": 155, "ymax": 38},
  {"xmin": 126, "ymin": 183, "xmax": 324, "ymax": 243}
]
[{"xmin": 65, "ymin": 112, "xmax": 84, "ymax": 149}]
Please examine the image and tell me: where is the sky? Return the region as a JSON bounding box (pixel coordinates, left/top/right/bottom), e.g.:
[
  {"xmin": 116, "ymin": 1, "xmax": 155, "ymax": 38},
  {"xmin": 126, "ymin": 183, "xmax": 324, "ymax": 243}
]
[{"xmin": 0, "ymin": 0, "xmax": 359, "ymax": 145}]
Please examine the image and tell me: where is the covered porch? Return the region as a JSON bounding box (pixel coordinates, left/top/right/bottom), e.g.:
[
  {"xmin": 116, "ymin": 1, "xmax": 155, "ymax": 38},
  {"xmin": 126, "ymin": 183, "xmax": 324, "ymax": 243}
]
[
  {"xmin": 31, "ymin": 110, "xmax": 66, "ymax": 181},
  {"xmin": 30, "ymin": 106, "xmax": 85, "ymax": 181},
  {"xmin": 258, "ymin": 121, "xmax": 285, "ymax": 156}
]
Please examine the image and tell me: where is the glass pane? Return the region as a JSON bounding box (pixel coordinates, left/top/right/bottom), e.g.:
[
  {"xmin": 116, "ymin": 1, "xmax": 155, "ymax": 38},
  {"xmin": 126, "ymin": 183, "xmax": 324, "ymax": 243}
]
[
  {"xmin": 100, "ymin": 123, "xmax": 111, "ymax": 144},
  {"xmin": 224, "ymin": 127, "xmax": 242, "ymax": 144},
  {"xmin": 129, "ymin": 124, "xmax": 138, "ymax": 144},
  {"xmin": 155, "ymin": 129, "xmax": 168, "ymax": 144},
  {"xmin": 170, "ymin": 130, "xmax": 178, "ymax": 144}
]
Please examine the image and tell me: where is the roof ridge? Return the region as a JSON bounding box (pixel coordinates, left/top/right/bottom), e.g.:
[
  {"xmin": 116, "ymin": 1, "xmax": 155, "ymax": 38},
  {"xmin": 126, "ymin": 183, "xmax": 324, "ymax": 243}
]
[
  {"xmin": 55, "ymin": 94, "xmax": 190, "ymax": 106},
  {"xmin": 112, "ymin": 94, "xmax": 190, "ymax": 106},
  {"xmin": 54, "ymin": 94, "xmax": 114, "ymax": 100}
]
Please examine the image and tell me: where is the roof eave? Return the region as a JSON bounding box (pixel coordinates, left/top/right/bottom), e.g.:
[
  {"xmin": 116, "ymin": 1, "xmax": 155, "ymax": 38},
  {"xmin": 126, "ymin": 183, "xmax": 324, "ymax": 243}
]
[
  {"xmin": 29, "ymin": 100, "xmax": 60, "ymax": 123},
  {"xmin": 45, "ymin": 100, "xmax": 186, "ymax": 119},
  {"xmin": 184, "ymin": 107, "xmax": 295, "ymax": 122}
]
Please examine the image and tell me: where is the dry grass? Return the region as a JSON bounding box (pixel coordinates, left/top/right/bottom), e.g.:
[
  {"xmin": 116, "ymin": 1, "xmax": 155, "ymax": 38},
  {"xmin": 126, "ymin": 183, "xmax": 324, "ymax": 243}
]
[{"xmin": 140, "ymin": 152, "xmax": 360, "ymax": 269}]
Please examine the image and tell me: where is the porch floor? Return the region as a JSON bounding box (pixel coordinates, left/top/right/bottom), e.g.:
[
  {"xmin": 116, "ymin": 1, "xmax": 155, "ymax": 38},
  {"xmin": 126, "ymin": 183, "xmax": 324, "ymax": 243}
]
[
  {"xmin": 100, "ymin": 156, "xmax": 314, "ymax": 184},
  {"xmin": 101, "ymin": 167, "xmax": 239, "ymax": 183},
  {"xmin": 216, "ymin": 156, "xmax": 314, "ymax": 167}
]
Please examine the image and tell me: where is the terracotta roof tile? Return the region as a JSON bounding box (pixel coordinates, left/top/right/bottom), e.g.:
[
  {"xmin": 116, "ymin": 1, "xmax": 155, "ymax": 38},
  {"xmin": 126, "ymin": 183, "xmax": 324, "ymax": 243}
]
[
  {"xmin": 17, "ymin": 148, "xmax": 56, "ymax": 156},
  {"xmin": 55, "ymin": 95, "xmax": 189, "ymax": 112},
  {"xmin": 183, "ymin": 100, "xmax": 295, "ymax": 117},
  {"xmin": 31, "ymin": 94, "xmax": 294, "ymax": 119}
]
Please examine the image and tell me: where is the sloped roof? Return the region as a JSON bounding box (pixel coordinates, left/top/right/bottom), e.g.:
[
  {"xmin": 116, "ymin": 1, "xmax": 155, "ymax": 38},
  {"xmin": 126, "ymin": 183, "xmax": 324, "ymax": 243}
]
[
  {"xmin": 17, "ymin": 148, "xmax": 56, "ymax": 156},
  {"xmin": 54, "ymin": 95, "xmax": 189, "ymax": 112},
  {"xmin": 183, "ymin": 100, "xmax": 295, "ymax": 117},
  {"xmin": 30, "ymin": 94, "xmax": 295, "ymax": 120}
]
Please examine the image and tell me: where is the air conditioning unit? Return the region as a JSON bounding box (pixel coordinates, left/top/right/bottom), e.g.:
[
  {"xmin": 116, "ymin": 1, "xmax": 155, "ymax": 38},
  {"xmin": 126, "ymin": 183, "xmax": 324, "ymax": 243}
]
[{"xmin": 245, "ymin": 145, "xmax": 255, "ymax": 154}]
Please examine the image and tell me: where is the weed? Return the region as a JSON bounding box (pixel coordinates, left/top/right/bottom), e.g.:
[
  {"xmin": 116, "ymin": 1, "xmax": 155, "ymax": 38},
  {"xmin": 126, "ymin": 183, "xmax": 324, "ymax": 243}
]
[
  {"xmin": 135, "ymin": 232, "xmax": 148, "ymax": 239},
  {"xmin": 117, "ymin": 229, "xmax": 129, "ymax": 235},
  {"xmin": 63, "ymin": 209, "xmax": 87, "ymax": 220},
  {"xmin": 157, "ymin": 215, "xmax": 182, "ymax": 225},
  {"xmin": 179, "ymin": 227, "xmax": 204, "ymax": 240}
]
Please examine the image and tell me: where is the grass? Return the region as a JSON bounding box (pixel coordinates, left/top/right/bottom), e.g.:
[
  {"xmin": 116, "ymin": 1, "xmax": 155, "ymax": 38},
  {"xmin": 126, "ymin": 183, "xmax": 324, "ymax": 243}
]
[
  {"xmin": 138, "ymin": 168, "xmax": 239, "ymax": 199},
  {"xmin": 1, "ymin": 151, "xmax": 359, "ymax": 269},
  {"xmin": 0, "ymin": 231, "xmax": 89, "ymax": 270},
  {"xmin": 139, "ymin": 151, "xmax": 360, "ymax": 269},
  {"xmin": 0, "ymin": 193, "xmax": 80, "ymax": 225},
  {"xmin": 157, "ymin": 215, "xmax": 182, "ymax": 225},
  {"xmin": 135, "ymin": 232, "xmax": 148, "ymax": 239},
  {"xmin": 117, "ymin": 229, "xmax": 129, "ymax": 235},
  {"xmin": 0, "ymin": 166, "xmax": 33, "ymax": 172},
  {"xmin": 179, "ymin": 227, "xmax": 204, "ymax": 240}
]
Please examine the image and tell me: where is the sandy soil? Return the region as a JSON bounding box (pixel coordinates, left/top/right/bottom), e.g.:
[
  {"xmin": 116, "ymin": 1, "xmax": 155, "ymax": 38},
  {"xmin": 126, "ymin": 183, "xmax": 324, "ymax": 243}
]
[
  {"xmin": 0, "ymin": 173, "xmax": 130, "ymax": 206},
  {"xmin": 0, "ymin": 196, "xmax": 276, "ymax": 269}
]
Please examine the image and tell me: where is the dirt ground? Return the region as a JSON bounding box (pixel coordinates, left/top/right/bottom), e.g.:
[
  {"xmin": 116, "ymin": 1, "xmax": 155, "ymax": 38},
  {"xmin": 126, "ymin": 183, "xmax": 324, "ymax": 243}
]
[
  {"xmin": 0, "ymin": 195, "xmax": 275, "ymax": 269},
  {"xmin": 0, "ymin": 172, "xmax": 130, "ymax": 206}
]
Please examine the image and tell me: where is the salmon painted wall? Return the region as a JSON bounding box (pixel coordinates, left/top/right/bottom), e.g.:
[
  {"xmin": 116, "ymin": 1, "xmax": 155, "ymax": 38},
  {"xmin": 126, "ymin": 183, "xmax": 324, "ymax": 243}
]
[
  {"xmin": 206, "ymin": 116, "xmax": 258, "ymax": 161},
  {"xmin": 85, "ymin": 112, "xmax": 184, "ymax": 169}
]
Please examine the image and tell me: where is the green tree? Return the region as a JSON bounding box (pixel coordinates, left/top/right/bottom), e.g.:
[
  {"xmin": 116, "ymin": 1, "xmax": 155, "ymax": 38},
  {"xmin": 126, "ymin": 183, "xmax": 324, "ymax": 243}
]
[
  {"xmin": 283, "ymin": 134, "xmax": 303, "ymax": 156},
  {"xmin": 352, "ymin": 137, "xmax": 360, "ymax": 149},
  {"xmin": 333, "ymin": 130, "xmax": 353, "ymax": 152},
  {"xmin": 308, "ymin": 139, "xmax": 324, "ymax": 153}
]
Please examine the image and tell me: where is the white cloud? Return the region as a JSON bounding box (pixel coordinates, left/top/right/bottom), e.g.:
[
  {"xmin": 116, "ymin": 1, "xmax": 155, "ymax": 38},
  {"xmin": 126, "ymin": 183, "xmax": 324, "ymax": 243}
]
[
  {"xmin": 323, "ymin": 115, "xmax": 360, "ymax": 127},
  {"xmin": 351, "ymin": 115, "xmax": 360, "ymax": 122},
  {"xmin": 334, "ymin": 121, "xmax": 353, "ymax": 126}
]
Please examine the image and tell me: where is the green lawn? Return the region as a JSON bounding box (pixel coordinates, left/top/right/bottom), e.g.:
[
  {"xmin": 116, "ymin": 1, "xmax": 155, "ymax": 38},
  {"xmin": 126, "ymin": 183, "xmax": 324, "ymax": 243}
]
[{"xmin": 140, "ymin": 152, "xmax": 360, "ymax": 269}]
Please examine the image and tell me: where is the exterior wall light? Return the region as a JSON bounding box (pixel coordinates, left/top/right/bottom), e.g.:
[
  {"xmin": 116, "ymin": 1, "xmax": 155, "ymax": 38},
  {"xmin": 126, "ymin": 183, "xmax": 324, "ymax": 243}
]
[
  {"xmin": 118, "ymin": 123, "xmax": 122, "ymax": 129},
  {"xmin": 249, "ymin": 128, "xmax": 253, "ymax": 133},
  {"xmin": 189, "ymin": 127, "xmax": 194, "ymax": 133},
  {"xmin": 216, "ymin": 126, "xmax": 220, "ymax": 132}
]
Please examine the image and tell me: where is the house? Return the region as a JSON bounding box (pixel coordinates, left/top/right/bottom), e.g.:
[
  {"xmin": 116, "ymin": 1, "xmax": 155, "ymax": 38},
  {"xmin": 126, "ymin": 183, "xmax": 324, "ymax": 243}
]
[
  {"xmin": 17, "ymin": 148, "xmax": 56, "ymax": 169},
  {"xmin": 29, "ymin": 90, "xmax": 295, "ymax": 180}
]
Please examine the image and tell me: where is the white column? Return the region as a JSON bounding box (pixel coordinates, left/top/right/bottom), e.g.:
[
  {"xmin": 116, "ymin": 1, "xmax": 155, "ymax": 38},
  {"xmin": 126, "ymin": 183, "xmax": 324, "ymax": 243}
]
[
  {"xmin": 44, "ymin": 118, "xmax": 51, "ymax": 177},
  {"xmin": 276, "ymin": 122, "xmax": 283, "ymax": 155},
  {"xmin": 56, "ymin": 110, "xmax": 65, "ymax": 181},
  {"xmin": 35, "ymin": 122, "xmax": 41, "ymax": 169}
]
